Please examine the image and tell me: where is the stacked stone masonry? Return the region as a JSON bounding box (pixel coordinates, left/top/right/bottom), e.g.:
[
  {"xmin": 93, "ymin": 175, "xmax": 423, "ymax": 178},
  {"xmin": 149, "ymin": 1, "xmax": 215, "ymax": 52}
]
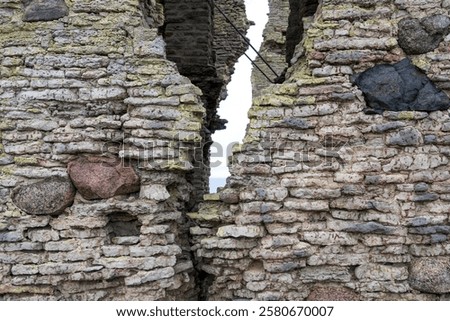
[
  {"xmin": 2, "ymin": 0, "xmax": 450, "ymax": 301},
  {"xmin": 193, "ymin": 0, "xmax": 450, "ymax": 300},
  {"xmin": 0, "ymin": 0, "xmax": 246, "ymax": 300}
]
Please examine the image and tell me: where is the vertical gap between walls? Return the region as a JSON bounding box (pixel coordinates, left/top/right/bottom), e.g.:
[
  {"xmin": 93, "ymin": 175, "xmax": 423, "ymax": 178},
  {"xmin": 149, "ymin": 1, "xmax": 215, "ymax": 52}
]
[{"xmin": 209, "ymin": 0, "xmax": 269, "ymax": 193}]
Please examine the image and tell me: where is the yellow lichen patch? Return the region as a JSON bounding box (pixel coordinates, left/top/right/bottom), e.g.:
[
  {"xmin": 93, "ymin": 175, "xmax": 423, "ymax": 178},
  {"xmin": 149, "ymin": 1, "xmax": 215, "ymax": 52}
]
[
  {"xmin": 203, "ymin": 193, "xmax": 221, "ymax": 201},
  {"xmin": 14, "ymin": 157, "xmax": 38, "ymax": 166},
  {"xmin": 397, "ymin": 111, "xmax": 416, "ymax": 120},
  {"xmin": 0, "ymin": 166, "xmax": 13, "ymax": 176},
  {"xmin": 412, "ymin": 56, "xmax": 431, "ymax": 72},
  {"xmin": 187, "ymin": 211, "xmax": 220, "ymax": 222}
]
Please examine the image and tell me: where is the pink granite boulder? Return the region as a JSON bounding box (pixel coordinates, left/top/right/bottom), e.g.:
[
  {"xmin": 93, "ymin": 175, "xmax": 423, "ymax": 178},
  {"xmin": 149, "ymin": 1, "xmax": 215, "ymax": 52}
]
[{"xmin": 68, "ymin": 157, "xmax": 140, "ymax": 200}]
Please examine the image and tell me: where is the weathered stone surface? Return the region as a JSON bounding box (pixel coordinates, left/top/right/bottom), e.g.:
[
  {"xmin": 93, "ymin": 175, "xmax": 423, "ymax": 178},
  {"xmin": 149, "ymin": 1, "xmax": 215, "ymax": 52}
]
[
  {"xmin": 413, "ymin": 193, "xmax": 439, "ymax": 202},
  {"xmin": 216, "ymin": 226, "xmax": 264, "ymax": 238},
  {"xmin": 219, "ymin": 189, "xmax": 240, "ymax": 204},
  {"xmin": 67, "ymin": 157, "xmax": 140, "ymax": 200},
  {"xmin": 23, "ymin": 0, "xmax": 69, "ymax": 22},
  {"xmin": 352, "ymin": 59, "xmax": 450, "ymax": 114},
  {"xmin": 307, "ymin": 285, "xmax": 360, "ymax": 301},
  {"xmin": 11, "ymin": 177, "xmax": 75, "ymax": 215},
  {"xmin": 0, "ymin": 231, "xmax": 23, "ymax": 242},
  {"xmin": 139, "ymin": 184, "xmax": 170, "ymax": 201},
  {"xmin": 125, "ymin": 267, "xmax": 175, "ymax": 286},
  {"xmin": 344, "ymin": 222, "xmax": 396, "ymax": 234},
  {"xmin": 303, "ymin": 231, "xmax": 358, "ymax": 245},
  {"xmin": 300, "ymin": 266, "xmax": 352, "ymax": 283},
  {"xmin": 398, "ymin": 15, "xmax": 450, "ymax": 54},
  {"xmin": 355, "ymin": 264, "xmax": 408, "ymax": 281},
  {"xmin": 386, "ymin": 127, "xmax": 423, "ymax": 146},
  {"xmin": 409, "ymin": 257, "xmax": 450, "ymax": 294}
]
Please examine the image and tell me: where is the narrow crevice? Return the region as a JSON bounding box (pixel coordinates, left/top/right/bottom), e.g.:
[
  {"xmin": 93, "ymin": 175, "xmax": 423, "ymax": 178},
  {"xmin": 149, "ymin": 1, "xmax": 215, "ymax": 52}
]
[{"xmin": 286, "ymin": 0, "xmax": 319, "ymax": 65}]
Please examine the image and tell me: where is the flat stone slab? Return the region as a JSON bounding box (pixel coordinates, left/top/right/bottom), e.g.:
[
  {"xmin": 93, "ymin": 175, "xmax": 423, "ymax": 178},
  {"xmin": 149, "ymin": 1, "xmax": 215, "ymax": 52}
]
[{"xmin": 11, "ymin": 177, "xmax": 76, "ymax": 215}]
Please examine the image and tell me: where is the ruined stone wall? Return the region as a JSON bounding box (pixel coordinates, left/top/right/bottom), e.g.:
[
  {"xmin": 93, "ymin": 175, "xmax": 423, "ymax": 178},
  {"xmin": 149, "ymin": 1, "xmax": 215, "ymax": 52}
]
[
  {"xmin": 0, "ymin": 0, "xmax": 245, "ymax": 300},
  {"xmin": 192, "ymin": 0, "xmax": 450, "ymax": 300},
  {"xmin": 251, "ymin": 0, "xmax": 290, "ymax": 97},
  {"xmin": 3, "ymin": 0, "xmax": 450, "ymax": 302},
  {"xmin": 164, "ymin": 0, "xmax": 249, "ymax": 202}
]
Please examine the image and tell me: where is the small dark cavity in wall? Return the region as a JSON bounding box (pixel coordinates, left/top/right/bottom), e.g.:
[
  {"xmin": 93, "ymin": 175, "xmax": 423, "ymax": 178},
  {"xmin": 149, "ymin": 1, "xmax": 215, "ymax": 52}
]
[
  {"xmin": 197, "ymin": 270, "xmax": 215, "ymax": 301},
  {"xmin": 107, "ymin": 212, "xmax": 142, "ymax": 242},
  {"xmin": 286, "ymin": 0, "xmax": 319, "ymax": 65}
]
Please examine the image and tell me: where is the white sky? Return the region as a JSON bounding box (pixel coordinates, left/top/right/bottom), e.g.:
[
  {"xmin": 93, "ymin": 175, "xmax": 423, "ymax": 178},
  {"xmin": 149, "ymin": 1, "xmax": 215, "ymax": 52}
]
[{"xmin": 210, "ymin": 0, "xmax": 269, "ymax": 190}]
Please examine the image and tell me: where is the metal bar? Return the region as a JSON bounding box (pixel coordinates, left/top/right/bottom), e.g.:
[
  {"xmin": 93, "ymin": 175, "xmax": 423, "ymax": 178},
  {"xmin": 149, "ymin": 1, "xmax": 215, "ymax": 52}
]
[
  {"xmin": 212, "ymin": 1, "xmax": 281, "ymax": 79},
  {"xmin": 243, "ymin": 52, "xmax": 275, "ymax": 84}
]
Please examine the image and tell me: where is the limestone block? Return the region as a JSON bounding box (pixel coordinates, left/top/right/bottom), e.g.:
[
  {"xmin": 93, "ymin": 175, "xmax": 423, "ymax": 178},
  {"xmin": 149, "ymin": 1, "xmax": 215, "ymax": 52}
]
[
  {"xmin": 27, "ymin": 229, "xmax": 59, "ymax": 243},
  {"xmin": 355, "ymin": 263, "xmax": 408, "ymax": 281},
  {"xmin": 125, "ymin": 267, "xmax": 175, "ymax": 286},
  {"xmin": 344, "ymin": 222, "xmax": 397, "ymax": 235},
  {"xmin": 139, "ymin": 184, "xmax": 170, "ymax": 202},
  {"xmin": 216, "ymin": 225, "xmax": 264, "ymax": 238},
  {"xmin": 129, "ymin": 245, "xmax": 182, "ymax": 257},
  {"xmin": 11, "ymin": 264, "xmax": 39, "ymax": 276},
  {"xmin": 303, "ymin": 231, "xmax": 358, "ymax": 246},
  {"xmin": 111, "ymin": 236, "xmax": 140, "ymax": 245},
  {"xmin": 0, "ymin": 231, "xmax": 23, "ymax": 242},
  {"xmin": 299, "ymin": 266, "xmax": 352, "ymax": 283}
]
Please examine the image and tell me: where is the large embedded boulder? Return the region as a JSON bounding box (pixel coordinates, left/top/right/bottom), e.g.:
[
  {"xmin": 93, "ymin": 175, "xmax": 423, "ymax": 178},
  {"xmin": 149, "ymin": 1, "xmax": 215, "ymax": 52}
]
[
  {"xmin": 352, "ymin": 58, "xmax": 450, "ymax": 114},
  {"xmin": 68, "ymin": 157, "xmax": 140, "ymax": 200},
  {"xmin": 409, "ymin": 257, "xmax": 450, "ymax": 294},
  {"xmin": 23, "ymin": 0, "xmax": 69, "ymax": 22},
  {"xmin": 11, "ymin": 177, "xmax": 76, "ymax": 215},
  {"xmin": 398, "ymin": 15, "xmax": 450, "ymax": 55}
]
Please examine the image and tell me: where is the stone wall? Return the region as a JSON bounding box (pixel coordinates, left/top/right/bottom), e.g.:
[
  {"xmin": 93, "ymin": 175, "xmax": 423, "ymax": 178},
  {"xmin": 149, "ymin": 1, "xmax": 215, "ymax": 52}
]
[
  {"xmin": 192, "ymin": 0, "xmax": 450, "ymax": 300},
  {"xmin": 164, "ymin": 0, "xmax": 249, "ymax": 201},
  {"xmin": 251, "ymin": 0, "xmax": 290, "ymax": 97},
  {"xmin": 3, "ymin": 0, "xmax": 450, "ymax": 302},
  {"xmin": 251, "ymin": 0, "xmax": 320, "ymax": 98},
  {"xmin": 0, "ymin": 0, "xmax": 245, "ymax": 300}
]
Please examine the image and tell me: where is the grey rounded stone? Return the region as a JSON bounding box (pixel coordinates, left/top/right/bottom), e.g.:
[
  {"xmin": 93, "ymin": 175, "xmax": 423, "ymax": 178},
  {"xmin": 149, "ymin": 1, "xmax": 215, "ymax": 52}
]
[
  {"xmin": 409, "ymin": 257, "xmax": 450, "ymax": 293},
  {"xmin": 219, "ymin": 188, "xmax": 240, "ymax": 204},
  {"xmin": 398, "ymin": 15, "xmax": 450, "ymax": 55},
  {"xmin": 23, "ymin": 0, "xmax": 69, "ymax": 22},
  {"xmin": 11, "ymin": 177, "xmax": 76, "ymax": 215},
  {"xmin": 421, "ymin": 15, "xmax": 450, "ymax": 35}
]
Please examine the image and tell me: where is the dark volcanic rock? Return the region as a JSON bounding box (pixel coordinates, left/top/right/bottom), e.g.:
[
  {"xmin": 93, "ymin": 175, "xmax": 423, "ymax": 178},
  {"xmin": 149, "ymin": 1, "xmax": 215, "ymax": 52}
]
[
  {"xmin": 409, "ymin": 257, "xmax": 450, "ymax": 293},
  {"xmin": 11, "ymin": 177, "xmax": 76, "ymax": 215},
  {"xmin": 398, "ymin": 15, "xmax": 450, "ymax": 54},
  {"xmin": 68, "ymin": 157, "xmax": 140, "ymax": 200},
  {"xmin": 352, "ymin": 58, "xmax": 450, "ymax": 114},
  {"xmin": 23, "ymin": 0, "xmax": 69, "ymax": 22}
]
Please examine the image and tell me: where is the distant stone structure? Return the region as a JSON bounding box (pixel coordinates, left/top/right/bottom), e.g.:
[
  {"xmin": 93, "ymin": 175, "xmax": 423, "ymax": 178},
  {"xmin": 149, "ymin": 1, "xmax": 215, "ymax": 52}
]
[{"xmin": 2, "ymin": 0, "xmax": 450, "ymax": 301}]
